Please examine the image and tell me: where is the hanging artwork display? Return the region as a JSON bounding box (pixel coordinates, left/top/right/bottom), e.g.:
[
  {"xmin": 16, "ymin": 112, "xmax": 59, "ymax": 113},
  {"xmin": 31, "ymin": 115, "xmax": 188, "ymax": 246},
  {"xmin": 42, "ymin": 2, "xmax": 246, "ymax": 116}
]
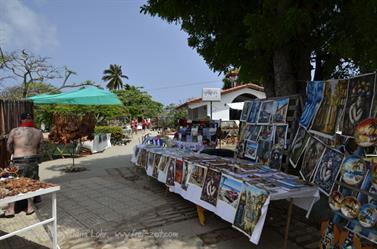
[
  {"xmin": 256, "ymin": 140, "xmax": 272, "ymax": 164},
  {"xmin": 300, "ymin": 81, "xmax": 325, "ymax": 128},
  {"xmin": 341, "ymin": 73, "xmax": 376, "ymax": 136},
  {"xmin": 354, "ymin": 118, "xmax": 377, "ymax": 147},
  {"xmin": 152, "ymin": 153, "xmax": 161, "ymax": 178},
  {"xmin": 258, "ymin": 125, "xmax": 274, "ymax": 142},
  {"xmin": 300, "ymin": 137, "xmax": 326, "ymax": 181},
  {"xmin": 137, "ymin": 149, "xmax": 148, "ymax": 169},
  {"xmin": 218, "ymin": 174, "xmax": 243, "ymax": 208},
  {"xmin": 313, "ymin": 148, "xmax": 344, "ymax": 196},
  {"xmin": 175, "ymin": 159, "xmax": 184, "ymax": 184},
  {"xmin": 166, "ymin": 158, "xmax": 175, "ymax": 186},
  {"xmin": 289, "ymin": 126, "xmax": 311, "ymax": 167},
  {"xmin": 181, "ymin": 161, "xmax": 193, "ymax": 190},
  {"xmin": 273, "ymin": 125, "xmax": 288, "ymax": 149},
  {"xmin": 340, "ymin": 156, "xmax": 367, "ymax": 186},
  {"xmin": 158, "ymin": 155, "xmax": 169, "ymax": 172},
  {"xmin": 147, "ymin": 152, "xmax": 154, "ymax": 170},
  {"xmin": 257, "ymin": 100, "xmax": 275, "ymax": 124},
  {"xmin": 249, "ymin": 125, "xmax": 262, "ymax": 142},
  {"xmin": 310, "ymin": 79, "xmax": 348, "ymax": 137},
  {"xmin": 189, "ymin": 164, "xmax": 208, "ymax": 188},
  {"xmin": 200, "ymin": 168, "xmax": 222, "ymax": 206},
  {"xmin": 233, "ymin": 183, "xmax": 268, "ymax": 238},
  {"xmin": 247, "ymin": 100, "xmax": 261, "ymax": 124},
  {"xmin": 272, "ymin": 98, "xmax": 289, "ymax": 124},
  {"xmin": 269, "ymin": 145, "xmax": 283, "ymax": 170},
  {"xmin": 241, "ymin": 101, "xmax": 253, "ymax": 121},
  {"xmin": 244, "ymin": 140, "xmax": 258, "ymax": 160}
]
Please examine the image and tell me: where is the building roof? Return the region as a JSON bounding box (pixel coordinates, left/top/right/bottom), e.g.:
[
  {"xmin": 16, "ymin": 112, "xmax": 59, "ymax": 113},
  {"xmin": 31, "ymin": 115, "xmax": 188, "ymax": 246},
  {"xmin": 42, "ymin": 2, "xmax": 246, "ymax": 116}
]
[{"xmin": 176, "ymin": 83, "xmax": 264, "ymax": 109}]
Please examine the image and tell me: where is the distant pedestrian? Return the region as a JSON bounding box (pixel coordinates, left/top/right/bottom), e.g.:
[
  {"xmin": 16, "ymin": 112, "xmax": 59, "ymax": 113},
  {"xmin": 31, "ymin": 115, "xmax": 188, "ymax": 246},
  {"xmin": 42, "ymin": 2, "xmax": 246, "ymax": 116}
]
[{"xmin": 132, "ymin": 119, "xmax": 138, "ymax": 134}]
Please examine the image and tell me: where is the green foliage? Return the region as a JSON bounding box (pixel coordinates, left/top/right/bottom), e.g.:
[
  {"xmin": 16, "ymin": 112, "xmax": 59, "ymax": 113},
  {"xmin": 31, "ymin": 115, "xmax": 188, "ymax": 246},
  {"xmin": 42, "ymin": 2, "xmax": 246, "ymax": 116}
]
[
  {"xmin": 141, "ymin": 0, "xmax": 377, "ymax": 96},
  {"xmin": 95, "ymin": 126, "xmax": 124, "ymax": 143},
  {"xmin": 102, "ymin": 64, "xmax": 128, "ymax": 90},
  {"xmin": 113, "ymin": 87, "xmax": 163, "ymax": 120},
  {"xmin": 0, "ymin": 82, "xmax": 59, "ymax": 100},
  {"xmin": 157, "ymin": 104, "xmax": 187, "ymax": 128}
]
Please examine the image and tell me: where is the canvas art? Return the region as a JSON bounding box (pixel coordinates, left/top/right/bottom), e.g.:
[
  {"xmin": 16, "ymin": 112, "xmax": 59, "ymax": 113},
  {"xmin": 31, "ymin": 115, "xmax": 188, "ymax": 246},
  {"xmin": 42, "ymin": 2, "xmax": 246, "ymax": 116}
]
[
  {"xmin": 300, "ymin": 81, "xmax": 325, "ymax": 128},
  {"xmin": 147, "ymin": 152, "xmax": 154, "ymax": 170},
  {"xmin": 166, "ymin": 158, "xmax": 175, "ymax": 186},
  {"xmin": 299, "ymin": 137, "xmax": 326, "ymax": 182},
  {"xmin": 289, "ymin": 127, "xmax": 311, "ymax": 167},
  {"xmin": 257, "ymin": 101, "xmax": 275, "ymax": 124},
  {"xmin": 152, "ymin": 153, "xmax": 161, "ymax": 178},
  {"xmin": 181, "ymin": 161, "xmax": 193, "ymax": 190},
  {"xmin": 273, "ymin": 125, "xmax": 288, "ymax": 149},
  {"xmin": 189, "ymin": 164, "xmax": 208, "ymax": 188},
  {"xmin": 269, "ymin": 145, "xmax": 283, "ymax": 170},
  {"xmin": 241, "ymin": 101, "xmax": 253, "ymax": 121},
  {"xmin": 244, "ymin": 140, "xmax": 258, "ymax": 160},
  {"xmin": 247, "ymin": 100, "xmax": 262, "ymax": 124},
  {"xmin": 233, "ymin": 183, "xmax": 268, "ymax": 238},
  {"xmin": 175, "ymin": 159, "xmax": 184, "ymax": 183},
  {"xmin": 311, "ymin": 79, "xmax": 348, "ymax": 137},
  {"xmin": 137, "ymin": 149, "xmax": 148, "ymax": 168},
  {"xmin": 259, "ymin": 125, "xmax": 274, "ymax": 142},
  {"xmin": 158, "ymin": 155, "xmax": 169, "ymax": 172},
  {"xmin": 256, "ymin": 140, "xmax": 272, "ymax": 164},
  {"xmin": 313, "ymin": 148, "xmax": 344, "ymax": 195},
  {"xmin": 200, "ymin": 168, "xmax": 222, "ymax": 206},
  {"xmin": 342, "ymin": 73, "xmax": 376, "ymax": 136},
  {"xmin": 249, "ymin": 125, "xmax": 262, "ymax": 142},
  {"xmin": 272, "ymin": 98, "xmax": 289, "ymax": 123},
  {"xmin": 218, "ymin": 174, "xmax": 243, "ymax": 208}
]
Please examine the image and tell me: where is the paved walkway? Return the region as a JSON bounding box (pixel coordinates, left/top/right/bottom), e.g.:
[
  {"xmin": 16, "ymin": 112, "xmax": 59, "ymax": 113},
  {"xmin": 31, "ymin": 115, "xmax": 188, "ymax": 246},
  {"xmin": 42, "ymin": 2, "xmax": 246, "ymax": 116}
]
[{"xmin": 0, "ymin": 132, "xmax": 320, "ymax": 249}]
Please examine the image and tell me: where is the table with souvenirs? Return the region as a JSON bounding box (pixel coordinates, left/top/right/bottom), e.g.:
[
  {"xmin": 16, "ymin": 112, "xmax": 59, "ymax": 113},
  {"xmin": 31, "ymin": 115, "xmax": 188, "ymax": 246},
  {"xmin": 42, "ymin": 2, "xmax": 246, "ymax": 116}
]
[
  {"xmin": 132, "ymin": 72, "xmax": 377, "ymax": 248},
  {"xmin": 0, "ymin": 167, "xmax": 61, "ymax": 249}
]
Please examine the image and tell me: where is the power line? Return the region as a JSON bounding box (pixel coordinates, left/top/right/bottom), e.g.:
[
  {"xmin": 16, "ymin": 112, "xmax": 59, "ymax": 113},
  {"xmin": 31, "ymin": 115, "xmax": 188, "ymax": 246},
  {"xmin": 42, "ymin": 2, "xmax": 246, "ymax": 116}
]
[{"xmin": 145, "ymin": 79, "xmax": 221, "ymax": 91}]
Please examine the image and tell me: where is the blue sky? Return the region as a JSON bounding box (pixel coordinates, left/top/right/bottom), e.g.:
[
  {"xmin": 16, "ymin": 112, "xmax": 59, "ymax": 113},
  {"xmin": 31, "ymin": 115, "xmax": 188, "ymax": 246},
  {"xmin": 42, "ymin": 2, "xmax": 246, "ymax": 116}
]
[{"xmin": 0, "ymin": 0, "xmax": 223, "ymax": 105}]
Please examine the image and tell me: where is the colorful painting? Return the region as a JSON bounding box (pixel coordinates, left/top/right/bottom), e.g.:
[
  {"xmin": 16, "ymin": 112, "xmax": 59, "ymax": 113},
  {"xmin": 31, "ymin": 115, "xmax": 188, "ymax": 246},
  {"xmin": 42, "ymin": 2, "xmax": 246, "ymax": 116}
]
[
  {"xmin": 310, "ymin": 79, "xmax": 348, "ymax": 137},
  {"xmin": 257, "ymin": 100, "xmax": 275, "ymax": 124},
  {"xmin": 244, "ymin": 140, "xmax": 258, "ymax": 160},
  {"xmin": 341, "ymin": 156, "xmax": 367, "ymax": 186},
  {"xmin": 259, "ymin": 125, "xmax": 274, "ymax": 142},
  {"xmin": 272, "ymin": 98, "xmax": 289, "ymax": 123},
  {"xmin": 218, "ymin": 174, "xmax": 243, "ymax": 208},
  {"xmin": 181, "ymin": 161, "xmax": 193, "ymax": 190},
  {"xmin": 233, "ymin": 183, "xmax": 268, "ymax": 238},
  {"xmin": 346, "ymin": 220, "xmax": 377, "ymax": 245},
  {"xmin": 341, "ymin": 73, "xmax": 376, "ymax": 136},
  {"xmin": 289, "ymin": 127, "xmax": 311, "ymax": 167},
  {"xmin": 247, "ymin": 100, "xmax": 261, "ymax": 124},
  {"xmin": 313, "ymin": 148, "xmax": 344, "ymax": 196},
  {"xmin": 256, "ymin": 140, "xmax": 272, "ymax": 164},
  {"xmin": 200, "ymin": 168, "xmax": 222, "ymax": 206},
  {"xmin": 147, "ymin": 152, "xmax": 154, "ymax": 170},
  {"xmin": 273, "ymin": 125, "xmax": 288, "ymax": 149},
  {"xmin": 189, "ymin": 164, "xmax": 208, "ymax": 188},
  {"xmin": 166, "ymin": 158, "xmax": 175, "ymax": 186},
  {"xmin": 300, "ymin": 137, "xmax": 326, "ymax": 181},
  {"xmin": 340, "ymin": 196, "xmax": 361, "ymax": 219},
  {"xmin": 241, "ymin": 101, "xmax": 252, "ymax": 121},
  {"xmin": 137, "ymin": 149, "xmax": 148, "ymax": 168},
  {"xmin": 300, "ymin": 81, "xmax": 324, "ymax": 128},
  {"xmin": 249, "ymin": 125, "xmax": 262, "ymax": 142},
  {"xmin": 354, "ymin": 118, "xmax": 377, "ymax": 147},
  {"xmin": 328, "ymin": 191, "xmax": 343, "ymax": 211},
  {"xmin": 152, "ymin": 153, "xmax": 161, "ymax": 178},
  {"xmin": 358, "ymin": 204, "xmax": 377, "ymax": 228},
  {"xmin": 175, "ymin": 159, "xmax": 183, "ymax": 183}
]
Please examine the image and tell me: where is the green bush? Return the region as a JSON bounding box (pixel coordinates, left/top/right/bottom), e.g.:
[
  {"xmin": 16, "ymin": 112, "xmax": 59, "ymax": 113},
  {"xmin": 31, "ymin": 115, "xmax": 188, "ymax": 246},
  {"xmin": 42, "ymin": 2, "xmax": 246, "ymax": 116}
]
[{"xmin": 95, "ymin": 126, "xmax": 124, "ymax": 144}]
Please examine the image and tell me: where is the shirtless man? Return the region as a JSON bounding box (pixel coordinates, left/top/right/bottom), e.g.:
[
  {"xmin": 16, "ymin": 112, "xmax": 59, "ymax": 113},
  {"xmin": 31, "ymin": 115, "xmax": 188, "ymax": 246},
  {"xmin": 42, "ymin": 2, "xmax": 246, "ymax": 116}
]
[{"xmin": 3, "ymin": 113, "xmax": 43, "ymax": 217}]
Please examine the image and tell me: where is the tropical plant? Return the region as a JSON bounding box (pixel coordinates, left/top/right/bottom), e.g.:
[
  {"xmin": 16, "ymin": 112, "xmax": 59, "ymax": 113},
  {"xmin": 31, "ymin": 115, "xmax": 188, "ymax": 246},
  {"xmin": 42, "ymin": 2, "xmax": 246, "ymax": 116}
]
[{"xmin": 102, "ymin": 64, "xmax": 128, "ymax": 90}]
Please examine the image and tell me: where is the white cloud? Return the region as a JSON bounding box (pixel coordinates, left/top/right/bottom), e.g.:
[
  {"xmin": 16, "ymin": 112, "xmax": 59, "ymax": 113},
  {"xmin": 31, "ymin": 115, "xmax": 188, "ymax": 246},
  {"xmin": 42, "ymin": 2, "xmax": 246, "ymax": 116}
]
[{"xmin": 0, "ymin": 0, "xmax": 58, "ymax": 51}]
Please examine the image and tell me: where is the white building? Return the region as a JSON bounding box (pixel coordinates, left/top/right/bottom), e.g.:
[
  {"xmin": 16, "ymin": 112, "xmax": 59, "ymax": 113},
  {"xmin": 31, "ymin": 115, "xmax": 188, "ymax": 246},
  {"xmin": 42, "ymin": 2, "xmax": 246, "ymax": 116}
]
[{"xmin": 177, "ymin": 84, "xmax": 265, "ymax": 121}]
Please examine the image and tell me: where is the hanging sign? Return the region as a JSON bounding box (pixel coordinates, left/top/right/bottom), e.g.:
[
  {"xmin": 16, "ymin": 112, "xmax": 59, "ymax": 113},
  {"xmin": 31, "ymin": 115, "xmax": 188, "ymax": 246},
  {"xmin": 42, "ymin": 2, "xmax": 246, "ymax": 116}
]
[{"xmin": 202, "ymin": 88, "xmax": 221, "ymax": 102}]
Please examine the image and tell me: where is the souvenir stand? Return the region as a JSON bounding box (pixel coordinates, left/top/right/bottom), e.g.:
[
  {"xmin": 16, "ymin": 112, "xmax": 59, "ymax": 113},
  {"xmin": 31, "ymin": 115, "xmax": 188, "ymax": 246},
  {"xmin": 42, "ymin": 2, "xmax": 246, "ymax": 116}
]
[
  {"xmin": 288, "ymin": 73, "xmax": 377, "ymax": 248},
  {"xmin": 131, "ymin": 94, "xmax": 320, "ymax": 247},
  {"xmin": 0, "ymin": 170, "xmax": 61, "ymax": 249}
]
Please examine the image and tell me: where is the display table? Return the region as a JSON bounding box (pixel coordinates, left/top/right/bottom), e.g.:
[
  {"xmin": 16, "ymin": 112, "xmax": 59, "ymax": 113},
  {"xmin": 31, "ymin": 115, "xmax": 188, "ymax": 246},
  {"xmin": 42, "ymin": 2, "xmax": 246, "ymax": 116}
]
[
  {"xmin": 0, "ymin": 185, "xmax": 61, "ymax": 249},
  {"xmin": 81, "ymin": 133, "xmax": 111, "ymax": 153}
]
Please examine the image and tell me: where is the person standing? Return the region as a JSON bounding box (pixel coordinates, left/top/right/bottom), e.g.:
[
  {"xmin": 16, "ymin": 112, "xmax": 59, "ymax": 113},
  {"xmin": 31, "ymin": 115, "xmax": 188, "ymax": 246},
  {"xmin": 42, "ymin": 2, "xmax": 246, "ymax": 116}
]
[{"xmin": 3, "ymin": 113, "xmax": 43, "ymax": 217}]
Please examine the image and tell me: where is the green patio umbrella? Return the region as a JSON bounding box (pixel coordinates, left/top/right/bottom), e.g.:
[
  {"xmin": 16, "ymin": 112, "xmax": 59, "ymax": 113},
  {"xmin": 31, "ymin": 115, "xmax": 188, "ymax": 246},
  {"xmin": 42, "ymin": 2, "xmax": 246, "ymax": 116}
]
[{"xmin": 29, "ymin": 86, "xmax": 122, "ymax": 105}]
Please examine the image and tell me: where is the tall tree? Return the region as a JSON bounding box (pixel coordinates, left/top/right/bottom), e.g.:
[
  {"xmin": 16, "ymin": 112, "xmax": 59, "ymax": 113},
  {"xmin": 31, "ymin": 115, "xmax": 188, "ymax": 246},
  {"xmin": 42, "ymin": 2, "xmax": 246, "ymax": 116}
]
[
  {"xmin": 141, "ymin": 0, "xmax": 377, "ymax": 97},
  {"xmin": 102, "ymin": 64, "xmax": 128, "ymax": 90}
]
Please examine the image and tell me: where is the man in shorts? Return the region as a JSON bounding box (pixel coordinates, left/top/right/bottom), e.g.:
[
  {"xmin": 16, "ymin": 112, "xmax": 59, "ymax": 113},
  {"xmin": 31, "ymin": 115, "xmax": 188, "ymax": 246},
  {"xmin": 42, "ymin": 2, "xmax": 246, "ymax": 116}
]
[{"xmin": 3, "ymin": 113, "xmax": 43, "ymax": 217}]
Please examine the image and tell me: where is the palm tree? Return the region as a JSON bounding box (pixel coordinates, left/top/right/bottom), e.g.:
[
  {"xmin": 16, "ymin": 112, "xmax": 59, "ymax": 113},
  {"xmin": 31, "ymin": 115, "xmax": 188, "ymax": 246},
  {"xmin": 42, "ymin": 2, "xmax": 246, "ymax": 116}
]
[{"xmin": 102, "ymin": 64, "xmax": 128, "ymax": 90}]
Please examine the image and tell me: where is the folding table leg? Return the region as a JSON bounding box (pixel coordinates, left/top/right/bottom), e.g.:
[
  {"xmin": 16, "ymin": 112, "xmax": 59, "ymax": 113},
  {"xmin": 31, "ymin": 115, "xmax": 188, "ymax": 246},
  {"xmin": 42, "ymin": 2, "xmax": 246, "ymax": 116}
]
[
  {"xmin": 52, "ymin": 192, "xmax": 58, "ymax": 249},
  {"xmin": 283, "ymin": 198, "xmax": 293, "ymax": 249}
]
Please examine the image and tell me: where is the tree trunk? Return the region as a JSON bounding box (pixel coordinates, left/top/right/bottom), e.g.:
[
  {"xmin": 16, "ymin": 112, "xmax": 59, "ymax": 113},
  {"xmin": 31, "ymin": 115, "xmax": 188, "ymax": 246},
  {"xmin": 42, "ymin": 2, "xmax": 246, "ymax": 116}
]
[
  {"xmin": 296, "ymin": 49, "xmax": 312, "ymax": 96},
  {"xmin": 262, "ymin": 62, "xmax": 276, "ymax": 98},
  {"xmin": 273, "ymin": 49, "xmax": 297, "ymax": 97}
]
